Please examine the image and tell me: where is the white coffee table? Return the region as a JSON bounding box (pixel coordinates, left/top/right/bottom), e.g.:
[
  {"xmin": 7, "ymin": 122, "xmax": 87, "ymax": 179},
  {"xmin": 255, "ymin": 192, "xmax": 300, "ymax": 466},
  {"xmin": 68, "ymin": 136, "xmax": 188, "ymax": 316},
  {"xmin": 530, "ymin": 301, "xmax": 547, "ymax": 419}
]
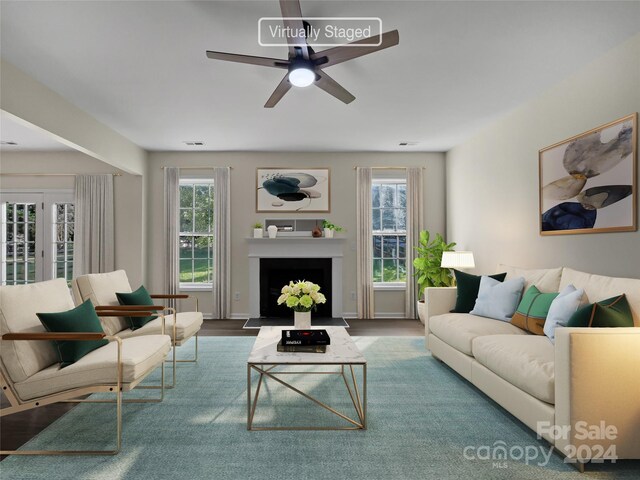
[{"xmin": 246, "ymin": 326, "xmax": 367, "ymax": 430}]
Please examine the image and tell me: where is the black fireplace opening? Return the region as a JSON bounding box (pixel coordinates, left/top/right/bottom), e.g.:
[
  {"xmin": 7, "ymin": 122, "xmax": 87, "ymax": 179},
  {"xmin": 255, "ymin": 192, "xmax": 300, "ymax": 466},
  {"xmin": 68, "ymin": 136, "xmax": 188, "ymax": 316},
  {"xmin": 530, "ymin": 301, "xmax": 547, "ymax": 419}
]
[{"xmin": 260, "ymin": 258, "xmax": 332, "ymax": 318}]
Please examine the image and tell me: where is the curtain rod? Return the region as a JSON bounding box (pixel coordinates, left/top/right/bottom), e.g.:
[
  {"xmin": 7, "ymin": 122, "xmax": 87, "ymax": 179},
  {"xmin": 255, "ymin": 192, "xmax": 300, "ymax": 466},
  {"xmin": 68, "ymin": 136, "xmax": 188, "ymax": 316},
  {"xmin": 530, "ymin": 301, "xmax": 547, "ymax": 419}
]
[
  {"xmin": 352, "ymin": 166, "xmax": 425, "ymax": 170},
  {"xmin": 160, "ymin": 166, "xmax": 233, "ymax": 170},
  {"xmin": 0, "ymin": 173, "xmax": 122, "ymax": 177}
]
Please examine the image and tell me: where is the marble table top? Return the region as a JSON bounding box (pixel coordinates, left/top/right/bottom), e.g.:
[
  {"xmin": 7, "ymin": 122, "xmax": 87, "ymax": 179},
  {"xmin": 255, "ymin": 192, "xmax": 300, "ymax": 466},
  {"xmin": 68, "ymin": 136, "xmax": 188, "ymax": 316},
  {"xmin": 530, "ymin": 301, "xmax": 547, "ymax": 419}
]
[{"xmin": 247, "ymin": 326, "xmax": 366, "ymax": 365}]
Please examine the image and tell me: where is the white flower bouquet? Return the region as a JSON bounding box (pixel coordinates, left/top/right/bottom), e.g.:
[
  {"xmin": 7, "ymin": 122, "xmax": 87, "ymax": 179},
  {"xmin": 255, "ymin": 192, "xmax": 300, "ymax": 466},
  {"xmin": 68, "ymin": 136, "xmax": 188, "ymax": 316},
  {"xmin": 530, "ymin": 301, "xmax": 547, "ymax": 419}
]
[{"xmin": 277, "ymin": 280, "xmax": 327, "ymax": 312}]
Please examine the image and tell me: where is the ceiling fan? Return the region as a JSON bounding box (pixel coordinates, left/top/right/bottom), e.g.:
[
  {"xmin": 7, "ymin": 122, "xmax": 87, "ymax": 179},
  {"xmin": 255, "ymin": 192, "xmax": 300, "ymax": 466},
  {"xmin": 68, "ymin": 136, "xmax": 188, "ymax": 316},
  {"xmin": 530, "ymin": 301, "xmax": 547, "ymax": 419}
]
[{"xmin": 205, "ymin": 0, "xmax": 399, "ymax": 107}]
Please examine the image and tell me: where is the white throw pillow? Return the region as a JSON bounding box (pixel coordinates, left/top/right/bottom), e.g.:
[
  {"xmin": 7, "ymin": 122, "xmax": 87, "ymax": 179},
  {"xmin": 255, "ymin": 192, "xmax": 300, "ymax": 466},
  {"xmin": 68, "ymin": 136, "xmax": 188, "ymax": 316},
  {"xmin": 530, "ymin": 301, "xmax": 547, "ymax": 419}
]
[
  {"xmin": 543, "ymin": 284, "xmax": 585, "ymax": 343},
  {"xmin": 470, "ymin": 276, "xmax": 525, "ymax": 322}
]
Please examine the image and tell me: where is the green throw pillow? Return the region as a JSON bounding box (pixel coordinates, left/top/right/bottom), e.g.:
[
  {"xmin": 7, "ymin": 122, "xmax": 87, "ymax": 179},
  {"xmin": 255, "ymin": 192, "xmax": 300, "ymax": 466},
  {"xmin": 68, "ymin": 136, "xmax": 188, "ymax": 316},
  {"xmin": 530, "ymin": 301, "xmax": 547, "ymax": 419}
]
[
  {"xmin": 116, "ymin": 285, "xmax": 157, "ymax": 330},
  {"xmin": 511, "ymin": 285, "xmax": 559, "ymax": 335},
  {"xmin": 452, "ymin": 270, "xmax": 507, "ymax": 313},
  {"xmin": 37, "ymin": 300, "xmax": 108, "ymax": 368},
  {"xmin": 567, "ymin": 294, "xmax": 634, "ymax": 328}
]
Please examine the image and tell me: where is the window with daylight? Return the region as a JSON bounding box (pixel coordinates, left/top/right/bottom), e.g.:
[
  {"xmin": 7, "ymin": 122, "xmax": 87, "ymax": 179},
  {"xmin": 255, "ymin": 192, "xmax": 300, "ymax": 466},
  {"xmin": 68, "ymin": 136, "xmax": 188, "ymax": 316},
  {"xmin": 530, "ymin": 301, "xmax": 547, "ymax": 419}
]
[
  {"xmin": 179, "ymin": 179, "xmax": 214, "ymax": 288},
  {"xmin": 1, "ymin": 192, "xmax": 74, "ymax": 285},
  {"xmin": 372, "ymin": 180, "xmax": 407, "ymax": 284},
  {"xmin": 52, "ymin": 203, "xmax": 75, "ymax": 283}
]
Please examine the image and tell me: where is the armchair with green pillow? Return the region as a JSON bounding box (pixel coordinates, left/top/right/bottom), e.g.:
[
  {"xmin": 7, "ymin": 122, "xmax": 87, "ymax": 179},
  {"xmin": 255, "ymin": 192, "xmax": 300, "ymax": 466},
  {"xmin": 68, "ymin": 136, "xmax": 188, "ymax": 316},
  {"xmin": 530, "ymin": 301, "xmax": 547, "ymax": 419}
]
[
  {"xmin": 71, "ymin": 270, "xmax": 203, "ymax": 387},
  {"xmin": 423, "ymin": 265, "xmax": 640, "ymax": 468},
  {"xmin": 0, "ymin": 279, "xmax": 171, "ymax": 455}
]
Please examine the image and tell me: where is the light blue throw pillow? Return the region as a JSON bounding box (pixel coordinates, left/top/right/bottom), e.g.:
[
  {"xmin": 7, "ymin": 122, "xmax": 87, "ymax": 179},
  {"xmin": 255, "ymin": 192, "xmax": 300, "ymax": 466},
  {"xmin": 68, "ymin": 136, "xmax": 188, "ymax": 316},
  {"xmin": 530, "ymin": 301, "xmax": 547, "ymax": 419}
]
[
  {"xmin": 470, "ymin": 276, "xmax": 525, "ymax": 321},
  {"xmin": 543, "ymin": 284, "xmax": 584, "ymax": 343}
]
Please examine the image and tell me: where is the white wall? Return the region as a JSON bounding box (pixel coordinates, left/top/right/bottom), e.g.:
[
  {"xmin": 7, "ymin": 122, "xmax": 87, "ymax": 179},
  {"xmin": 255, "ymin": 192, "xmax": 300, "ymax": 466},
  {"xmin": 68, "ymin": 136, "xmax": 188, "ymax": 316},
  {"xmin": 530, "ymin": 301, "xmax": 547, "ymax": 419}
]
[
  {"xmin": 146, "ymin": 152, "xmax": 446, "ymax": 317},
  {"xmin": 0, "ymin": 152, "xmax": 146, "ymax": 286},
  {"xmin": 446, "ymin": 34, "xmax": 640, "ymax": 278}
]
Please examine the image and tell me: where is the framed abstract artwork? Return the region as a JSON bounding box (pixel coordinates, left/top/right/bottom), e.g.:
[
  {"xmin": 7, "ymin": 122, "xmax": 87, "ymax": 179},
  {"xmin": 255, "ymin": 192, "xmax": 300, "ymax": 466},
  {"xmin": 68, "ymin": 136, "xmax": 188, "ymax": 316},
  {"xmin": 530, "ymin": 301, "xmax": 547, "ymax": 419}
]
[
  {"xmin": 539, "ymin": 113, "xmax": 637, "ymax": 235},
  {"xmin": 256, "ymin": 168, "xmax": 330, "ymax": 212}
]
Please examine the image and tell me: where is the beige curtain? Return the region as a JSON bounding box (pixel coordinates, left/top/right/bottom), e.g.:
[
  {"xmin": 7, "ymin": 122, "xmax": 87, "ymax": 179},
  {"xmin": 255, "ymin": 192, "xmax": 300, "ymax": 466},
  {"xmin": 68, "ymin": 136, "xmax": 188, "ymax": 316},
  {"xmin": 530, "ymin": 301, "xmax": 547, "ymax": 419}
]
[
  {"xmin": 73, "ymin": 174, "xmax": 114, "ymax": 276},
  {"xmin": 405, "ymin": 167, "xmax": 424, "ymax": 318},
  {"xmin": 356, "ymin": 167, "xmax": 374, "ymax": 318},
  {"xmin": 212, "ymin": 167, "xmax": 231, "ymax": 319},
  {"xmin": 163, "ymin": 167, "xmax": 180, "ymax": 309}
]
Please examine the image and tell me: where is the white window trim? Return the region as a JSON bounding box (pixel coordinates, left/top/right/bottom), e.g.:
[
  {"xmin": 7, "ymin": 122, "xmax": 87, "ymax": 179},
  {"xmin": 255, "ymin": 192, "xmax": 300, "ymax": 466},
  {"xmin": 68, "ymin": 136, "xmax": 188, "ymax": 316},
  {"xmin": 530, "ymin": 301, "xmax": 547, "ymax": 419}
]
[
  {"xmin": 178, "ymin": 178, "xmax": 214, "ymax": 289},
  {"xmin": 372, "ymin": 178, "xmax": 407, "ymax": 285},
  {"xmin": 373, "ymin": 282, "xmax": 406, "ymax": 291}
]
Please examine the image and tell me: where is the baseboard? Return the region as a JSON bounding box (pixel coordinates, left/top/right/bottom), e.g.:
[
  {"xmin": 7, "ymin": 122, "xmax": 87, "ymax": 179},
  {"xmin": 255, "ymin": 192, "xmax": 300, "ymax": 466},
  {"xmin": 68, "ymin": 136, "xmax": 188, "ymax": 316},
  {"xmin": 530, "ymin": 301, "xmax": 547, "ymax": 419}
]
[{"xmin": 342, "ymin": 312, "xmax": 407, "ymax": 319}]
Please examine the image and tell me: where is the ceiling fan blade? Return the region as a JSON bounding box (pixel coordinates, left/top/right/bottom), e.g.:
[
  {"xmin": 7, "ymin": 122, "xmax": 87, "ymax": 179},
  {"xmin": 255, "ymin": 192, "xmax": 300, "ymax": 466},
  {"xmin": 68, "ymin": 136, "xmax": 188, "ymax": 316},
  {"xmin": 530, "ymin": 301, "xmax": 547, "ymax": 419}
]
[
  {"xmin": 279, "ymin": 0, "xmax": 309, "ymax": 59},
  {"xmin": 206, "ymin": 51, "xmax": 289, "ymax": 69},
  {"xmin": 264, "ymin": 75, "xmax": 292, "ymax": 108},
  {"xmin": 314, "ymin": 70, "xmax": 355, "ymax": 104},
  {"xmin": 311, "ymin": 30, "xmax": 399, "ymax": 68}
]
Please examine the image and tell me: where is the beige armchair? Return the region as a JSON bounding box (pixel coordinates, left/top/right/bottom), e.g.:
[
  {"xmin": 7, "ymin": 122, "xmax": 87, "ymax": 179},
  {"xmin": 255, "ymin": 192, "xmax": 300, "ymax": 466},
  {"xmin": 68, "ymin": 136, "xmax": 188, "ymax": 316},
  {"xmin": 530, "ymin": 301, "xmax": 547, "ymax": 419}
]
[
  {"xmin": 0, "ymin": 279, "xmax": 171, "ymax": 455},
  {"xmin": 71, "ymin": 270, "xmax": 203, "ymax": 386}
]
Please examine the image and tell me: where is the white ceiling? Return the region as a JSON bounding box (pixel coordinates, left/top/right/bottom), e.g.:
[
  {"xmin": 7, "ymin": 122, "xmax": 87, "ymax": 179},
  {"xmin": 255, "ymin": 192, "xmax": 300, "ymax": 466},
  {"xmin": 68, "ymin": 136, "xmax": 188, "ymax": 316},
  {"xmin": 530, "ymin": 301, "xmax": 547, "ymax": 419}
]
[
  {"xmin": 1, "ymin": 1, "xmax": 638, "ymax": 153},
  {"xmin": 0, "ymin": 111, "xmax": 73, "ymax": 151}
]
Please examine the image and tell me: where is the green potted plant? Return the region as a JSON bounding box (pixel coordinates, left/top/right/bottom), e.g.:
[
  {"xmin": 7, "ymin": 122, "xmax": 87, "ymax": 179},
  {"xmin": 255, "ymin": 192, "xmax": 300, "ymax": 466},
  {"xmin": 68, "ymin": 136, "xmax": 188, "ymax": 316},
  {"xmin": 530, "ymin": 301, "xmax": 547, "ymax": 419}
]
[
  {"xmin": 252, "ymin": 222, "xmax": 263, "ymax": 238},
  {"xmin": 322, "ymin": 220, "xmax": 344, "ymax": 238},
  {"xmin": 413, "ymin": 231, "xmax": 456, "ymax": 324}
]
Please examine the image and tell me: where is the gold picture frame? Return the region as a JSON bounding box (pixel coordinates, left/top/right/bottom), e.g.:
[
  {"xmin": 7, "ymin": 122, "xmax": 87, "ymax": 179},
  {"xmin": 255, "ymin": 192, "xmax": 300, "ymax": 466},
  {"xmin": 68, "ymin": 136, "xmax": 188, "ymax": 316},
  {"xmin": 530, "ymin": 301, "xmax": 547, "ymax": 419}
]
[
  {"xmin": 256, "ymin": 168, "xmax": 331, "ymax": 213},
  {"xmin": 539, "ymin": 113, "xmax": 637, "ymax": 235}
]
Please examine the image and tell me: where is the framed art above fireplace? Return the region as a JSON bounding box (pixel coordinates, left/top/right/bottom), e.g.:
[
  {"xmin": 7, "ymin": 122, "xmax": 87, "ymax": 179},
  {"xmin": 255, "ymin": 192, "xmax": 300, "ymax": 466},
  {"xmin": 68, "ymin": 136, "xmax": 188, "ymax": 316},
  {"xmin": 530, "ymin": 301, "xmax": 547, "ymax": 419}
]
[{"xmin": 256, "ymin": 168, "xmax": 330, "ymax": 212}]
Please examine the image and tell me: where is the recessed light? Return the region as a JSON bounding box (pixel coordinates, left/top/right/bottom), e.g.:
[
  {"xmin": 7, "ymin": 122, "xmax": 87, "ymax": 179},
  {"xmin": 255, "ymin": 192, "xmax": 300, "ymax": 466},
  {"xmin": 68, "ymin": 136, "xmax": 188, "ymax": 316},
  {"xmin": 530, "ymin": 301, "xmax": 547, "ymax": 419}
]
[
  {"xmin": 183, "ymin": 141, "xmax": 205, "ymax": 146},
  {"xmin": 1, "ymin": 141, "xmax": 18, "ymax": 146}
]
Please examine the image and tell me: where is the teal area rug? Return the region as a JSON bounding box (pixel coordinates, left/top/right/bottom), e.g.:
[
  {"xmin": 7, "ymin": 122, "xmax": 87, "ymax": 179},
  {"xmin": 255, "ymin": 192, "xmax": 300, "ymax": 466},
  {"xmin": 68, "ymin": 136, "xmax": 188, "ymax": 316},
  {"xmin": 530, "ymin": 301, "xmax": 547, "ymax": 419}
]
[{"xmin": 2, "ymin": 337, "xmax": 639, "ymax": 479}]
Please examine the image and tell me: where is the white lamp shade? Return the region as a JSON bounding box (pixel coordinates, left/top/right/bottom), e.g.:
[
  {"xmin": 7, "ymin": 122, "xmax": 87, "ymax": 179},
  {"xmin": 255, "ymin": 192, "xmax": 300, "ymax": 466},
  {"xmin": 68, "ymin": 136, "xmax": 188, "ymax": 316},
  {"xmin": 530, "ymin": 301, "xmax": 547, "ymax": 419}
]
[{"xmin": 441, "ymin": 251, "xmax": 475, "ymax": 269}]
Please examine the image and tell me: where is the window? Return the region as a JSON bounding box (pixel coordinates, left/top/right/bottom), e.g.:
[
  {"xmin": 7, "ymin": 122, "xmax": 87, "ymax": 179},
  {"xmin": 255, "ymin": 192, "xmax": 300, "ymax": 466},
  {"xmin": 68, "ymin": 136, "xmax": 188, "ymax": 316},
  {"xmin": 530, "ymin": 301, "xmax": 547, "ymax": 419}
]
[
  {"xmin": 1, "ymin": 192, "xmax": 74, "ymax": 285},
  {"xmin": 372, "ymin": 180, "xmax": 407, "ymax": 284},
  {"xmin": 52, "ymin": 203, "xmax": 75, "ymax": 283},
  {"xmin": 179, "ymin": 179, "xmax": 214, "ymax": 288}
]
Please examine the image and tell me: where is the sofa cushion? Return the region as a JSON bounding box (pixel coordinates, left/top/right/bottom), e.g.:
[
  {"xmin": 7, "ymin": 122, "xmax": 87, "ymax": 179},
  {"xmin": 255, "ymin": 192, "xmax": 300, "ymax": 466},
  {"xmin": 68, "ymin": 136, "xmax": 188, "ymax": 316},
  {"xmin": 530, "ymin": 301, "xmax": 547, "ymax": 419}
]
[
  {"xmin": 511, "ymin": 285, "xmax": 559, "ymax": 335},
  {"xmin": 559, "ymin": 268, "xmax": 640, "ymax": 326},
  {"xmin": 430, "ymin": 313, "xmax": 529, "ymax": 356},
  {"xmin": 568, "ymin": 294, "xmax": 634, "ymax": 328},
  {"xmin": 470, "ymin": 276, "xmax": 525, "ymax": 322},
  {"xmin": 37, "ymin": 299, "xmax": 108, "ymax": 367},
  {"xmin": 116, "ymin": 285, "xmax": 157, "ymax": 330},
  {"xmin": 498, "ymin": 264, "xmax": 563, "ymax": 293},
  {"xmin": 543, "ymin": 284, "xmax": 584, "ymax": 343},
  {"xmin": 13, "ymin": 334, "xmax": 171, "ymax": 401},
  {"xmin": 115, "ymin": 311, "xmax": 203, "ymax": 343},
  {"xmin": 0, "ymin": 279, "xmax": 73, "ymax": 383},
  {"xmin": 72, "ymin": 270, "xmax": 132, "ymax": 335},
  {"xmin": 472, "ymin": 335, "xmax": 555, "ymax": 404},
  {"xmin": 452, "ymin": 270, "xmax": 507, "ymax": 313}
]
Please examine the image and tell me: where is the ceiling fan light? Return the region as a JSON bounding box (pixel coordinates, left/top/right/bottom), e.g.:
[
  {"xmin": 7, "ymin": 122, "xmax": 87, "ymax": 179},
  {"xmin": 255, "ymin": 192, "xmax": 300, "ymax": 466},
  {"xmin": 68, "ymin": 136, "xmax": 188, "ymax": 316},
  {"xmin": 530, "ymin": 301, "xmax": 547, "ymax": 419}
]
[{"xmin": 289, "ymin": 67, "xmax": 315, "ymax": 87}]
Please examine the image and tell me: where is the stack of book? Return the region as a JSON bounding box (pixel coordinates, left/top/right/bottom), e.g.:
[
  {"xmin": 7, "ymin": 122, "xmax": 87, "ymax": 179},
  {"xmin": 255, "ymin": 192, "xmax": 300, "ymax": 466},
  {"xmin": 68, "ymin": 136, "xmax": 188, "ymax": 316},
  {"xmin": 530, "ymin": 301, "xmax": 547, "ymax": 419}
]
[{"xmin": 277, "ymin": 329, "xmax": 331, "ymax": 353}]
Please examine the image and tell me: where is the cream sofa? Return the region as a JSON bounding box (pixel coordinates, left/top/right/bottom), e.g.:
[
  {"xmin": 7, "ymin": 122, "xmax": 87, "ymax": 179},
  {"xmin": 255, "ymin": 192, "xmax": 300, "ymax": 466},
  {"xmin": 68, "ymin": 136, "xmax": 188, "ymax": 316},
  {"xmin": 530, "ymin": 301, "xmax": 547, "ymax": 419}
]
[{"xmin": 424, "ymin": 266, "xmax": 640, "ymax": 464}]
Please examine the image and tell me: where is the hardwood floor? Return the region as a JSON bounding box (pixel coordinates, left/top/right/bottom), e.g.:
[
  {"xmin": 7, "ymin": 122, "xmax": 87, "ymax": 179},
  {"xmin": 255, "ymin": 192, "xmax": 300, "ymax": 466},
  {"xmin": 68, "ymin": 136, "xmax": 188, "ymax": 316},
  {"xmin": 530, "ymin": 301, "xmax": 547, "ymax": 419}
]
[{"xmin": 1, "ymin": 319, "xmax": 424, "ymax": 457}]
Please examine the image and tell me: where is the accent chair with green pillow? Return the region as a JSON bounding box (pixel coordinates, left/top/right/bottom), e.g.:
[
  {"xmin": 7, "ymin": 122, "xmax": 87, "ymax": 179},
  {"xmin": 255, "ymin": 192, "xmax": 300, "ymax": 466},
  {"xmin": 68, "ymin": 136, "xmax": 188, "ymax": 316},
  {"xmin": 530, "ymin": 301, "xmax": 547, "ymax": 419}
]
[
  {"xmin": 37, "ymin": 300, "xmax": 108, "ymax": 367},
  {"xmin": 116, "ymin": 285, "xmax": 158, "ymax": 330},
  {"xmin": 451, "ymin": 270, "xmax": 507, "ymax": 313},
  {"xmin": 511, "ymin": 285, "xmax": 559, "ymax": 335},
  {"xmin": 0, "ymin": 278, "xmax": 171, "ymax": 455},
  {"xmin": 567, "ymin": 294, "xmax": 634, "ymax": 328}
]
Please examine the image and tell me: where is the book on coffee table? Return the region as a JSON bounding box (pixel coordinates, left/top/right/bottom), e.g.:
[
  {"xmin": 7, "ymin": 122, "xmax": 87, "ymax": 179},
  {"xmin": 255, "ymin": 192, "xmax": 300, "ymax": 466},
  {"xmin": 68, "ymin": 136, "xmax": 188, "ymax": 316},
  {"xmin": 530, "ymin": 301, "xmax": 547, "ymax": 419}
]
[
  {"xmin": 281, "ymin": 329, "xmax": 331, "ymax": 346},
  {"xmin": 276, "ymin": 341, "xmax": 327, "ymax": 353}
]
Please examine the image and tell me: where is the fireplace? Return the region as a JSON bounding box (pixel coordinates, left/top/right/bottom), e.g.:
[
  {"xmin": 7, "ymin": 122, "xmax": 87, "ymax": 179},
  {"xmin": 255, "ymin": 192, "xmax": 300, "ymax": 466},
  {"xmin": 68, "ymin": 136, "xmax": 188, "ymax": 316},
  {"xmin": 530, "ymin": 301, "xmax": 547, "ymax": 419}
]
[
  {"xmin": 260, "ymin": 258, "xmax": 332, "ymax": 318},
  {"xmin": 247, "ymin": 237, "xmax": 344, "ymax": 318}
]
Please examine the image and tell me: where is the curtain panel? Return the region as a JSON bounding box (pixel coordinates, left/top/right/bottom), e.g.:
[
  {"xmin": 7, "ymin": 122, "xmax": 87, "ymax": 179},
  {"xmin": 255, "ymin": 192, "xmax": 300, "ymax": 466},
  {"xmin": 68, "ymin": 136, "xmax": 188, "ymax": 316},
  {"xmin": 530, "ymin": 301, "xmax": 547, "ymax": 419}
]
[
  {"xmin": 163, "ymin": 167, "xmax": 180, "ymax": 309},
  {"xmin": 73, "ymin": 174, "xmax": 115, "ymax": 276},
  {"xmin": 212, "ymin": 167, "xmax": 231, "ymax": 319},
  {"xmin": 404, "ymin": 167, "xmax": 424, "ymax": 318},
  {"xmin": 356, "ymin": 167, "xmax": 374, "ymax": 318}
]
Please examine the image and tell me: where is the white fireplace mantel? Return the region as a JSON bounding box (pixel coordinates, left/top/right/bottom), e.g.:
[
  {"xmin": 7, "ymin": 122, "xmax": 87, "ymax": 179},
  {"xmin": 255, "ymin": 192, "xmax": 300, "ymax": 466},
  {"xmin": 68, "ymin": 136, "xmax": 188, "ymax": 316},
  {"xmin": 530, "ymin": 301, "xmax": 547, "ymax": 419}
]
[{"xmin": 247, "ymin": 237, "xmax": 345, "ymax": 318}]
